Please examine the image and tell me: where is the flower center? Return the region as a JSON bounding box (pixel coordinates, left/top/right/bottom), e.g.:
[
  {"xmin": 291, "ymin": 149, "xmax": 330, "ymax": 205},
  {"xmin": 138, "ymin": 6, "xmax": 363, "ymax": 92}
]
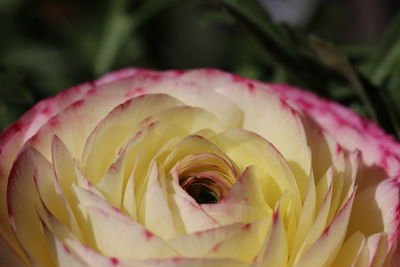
[
  {"xmin": 180, "ymin": 177, "xmax": 221, "ymax": 204},
  {"xmin": 175, "ymin": 152, "xmax": 239, "ymax": 204}
]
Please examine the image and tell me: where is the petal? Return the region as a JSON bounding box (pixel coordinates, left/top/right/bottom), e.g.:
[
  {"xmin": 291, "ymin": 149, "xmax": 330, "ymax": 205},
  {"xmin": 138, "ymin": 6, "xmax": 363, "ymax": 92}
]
[
  {"xmin": 73, "ymin": 185, "xmax": 177, "ymax": 259},
  {"xmin": 201, "ymin": 167, "xmax": 272, "ymax": 225},
  {"xmin": 167, "ymin": 222, "xmax": 248, "ymax": 257},
  {"xmin": 86, "ymin": 205, "xmax": 177, "ymax": 259},
  {"xmin": 96, "ymin": 151, "xmax": 126, "ymax": 208},
  {"xmin": 169, "ymin": 181, "xmax": 221, "ymax": 233},
  {"xmin": 270, "ymin": 83, "xmax": 400, "ymax": 177},
  {"xmin": 81, "ymin": 94, "xmax": 183, "ymax": 182},
  {"xmin": 292, "ymin": 170, "xmax": 334, "ymax": 264},
  {"xmin": 0, "ymin": 83, "xmax": 92, "ymax": 252},
  {"xmin": 347, "ymin": 176, "xmax": 400, "ymax": 251},
  {"xmin": 42, "ymin": 222, "xmax": 87, "ymax": 267},
  {"xmin": 142, "ymin": 78, "xmax": 243, "ymax": 129},
  {"xmin": 180, "ymin": 69, "xmax": 311, "ymax": 200},
  {"xmin": 211, "ymin": 129, "xmax": 302, "ymax": 215},
  {"xmin": 125, "ymin": 257, "xmax": 246, "ymax": 267},
  {"xmin": 65, "ymin": 239, "xmax": 131, "ymax": 267},
  {"xmin": 141, "ymin": 162, "xmax": 177, "ymax": 239},
  {"xmin": 0, "ymin": 235, "xmax": 26, "ymax": 267},
  {"xmin": 332, "ymin": 231, "xmax": 365, "ymax": 267},
  {"xmin": 294, "ymin": 188, "xmax": 356, "ymax": 267},
  {"xmin": 204, "ymin": 217, "xmax": 271, "ymax": 263},
  {"xmin": 255, "ymin": 212, "xmax": 288, "ymax": 267},
  {"xmin": 7, "ymin": 147, "xmax": 54, "ymax": 266}
]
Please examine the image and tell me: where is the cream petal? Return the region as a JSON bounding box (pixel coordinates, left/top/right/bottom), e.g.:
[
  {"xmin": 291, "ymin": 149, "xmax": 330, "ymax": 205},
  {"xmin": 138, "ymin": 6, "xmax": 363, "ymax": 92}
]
[
  {"xmin": 121, "ymin": 156, "xmax": 139, "ymax": 220},
  {"xmin": 294, "ymin": 189, "xmax": 356, "ymax": 267},
  {"xmin": 332, "ymin": 231, "xmax": 365, "ymax": 267},
  {"xmin": 201, "ymin": 167, "xmax": 272, "ymax": 225},
  {"xmin": 293, "ymin": 170, "xmax": 333, "ymax": 263},
  {"xmin": 96, "ymin": 151, "xmax": 126, "ymax": 209},
  {"xmin": 52, "ymin": 135, "xmax": 78, "ymax": 205},
  {"xmin": 72, "ymin": 184, "xmax": 178, "ymax": 259},
  {"xmin": 290, "ymin": 171, "xmax": 316, "ymax": 260},
  {"xmin": 143, "ymin": 78, "xmax": 243, "ymax": 129},
  {"xmin": 136, "ymin": 106, "xmax": 226, "ymax": 134},
  {"xmin": 188, "ymin": 72, "xmax": 311, "ymax": 200},
  {"xmin": 211, "ymin": 129, "xmax": 302, "ymax": 216},
  {"xmin": 164, "ymin": 134, "xmax": 231, "ymax": 173},
  {"xmin": 42, "ymin": 222, "xmax": 87, "ymax": 267},
  {"xmin": 204, "ymin": 217, "xmax": 271, "ymax": 263},
  {"xmin": 65, "ymin": 239, "xmax": 131, "ymax": 267},
  {"xmin": 141, "ymin": 162, "xmax": 177, "ymax": 239},
  {"xmin": 0, "ymin": 82, "xmax": 92, "ymax": 252},
  {"xmin": 270, "ymin": 83, "xmax": 400, "ymax": 176},
  {"xmin": 85, "ymin": 205, "xmax": 178, "ymax": 259},
  {"xmin": 169, "ymin": 180, "xmax": 221, "ymax": 233},
  {"xmin": 7, "ymin": 147, "xmax": 55, "ymax": 266},
  {"xmin": 167, "ymin": 222, "xmax": 248, "ymax": 257},
  {"xmin": 81, "ymin": 94, "xmax": 183, "ymax": 183},
  {"xmin": 125, "ymin": 257, "xmax": 246, "ymax": 267},
  {"xmin": 255, "ymin": 212, "xmax": 287, "ymax": 267},
  {"xmin": 348, "ymin": 176, "xmax": 400, "ymax": 252}
]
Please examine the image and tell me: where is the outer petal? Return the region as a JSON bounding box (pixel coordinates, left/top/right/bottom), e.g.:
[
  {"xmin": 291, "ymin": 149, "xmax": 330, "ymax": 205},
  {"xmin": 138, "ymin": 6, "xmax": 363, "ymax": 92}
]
[
  {"xmin": 269, "ymin": 83, "xmax": 400, "ymax": 177},
  {"xmin": 0, "ymin": 82, "xmax": 92, "ymax": 257}
]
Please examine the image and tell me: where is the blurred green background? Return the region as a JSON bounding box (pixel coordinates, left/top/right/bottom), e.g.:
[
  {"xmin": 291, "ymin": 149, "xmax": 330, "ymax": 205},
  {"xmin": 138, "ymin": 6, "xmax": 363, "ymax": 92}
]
[{"xmin": 1, "ymin": 0, "xmax": 400, "ymax": 136}]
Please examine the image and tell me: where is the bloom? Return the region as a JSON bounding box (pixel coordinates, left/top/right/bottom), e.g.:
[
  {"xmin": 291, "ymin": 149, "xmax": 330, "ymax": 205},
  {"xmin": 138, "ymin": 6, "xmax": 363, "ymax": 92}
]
[{"xmin": 0, "ymin": 68, "xmax": 399, "ymax": 266}]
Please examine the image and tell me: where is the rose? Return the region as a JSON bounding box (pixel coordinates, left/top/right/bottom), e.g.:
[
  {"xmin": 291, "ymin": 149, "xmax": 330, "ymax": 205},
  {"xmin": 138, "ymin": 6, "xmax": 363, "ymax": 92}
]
[{"xmin": 0, "ymin": 68, "xmax": 399, "ymax": 266}]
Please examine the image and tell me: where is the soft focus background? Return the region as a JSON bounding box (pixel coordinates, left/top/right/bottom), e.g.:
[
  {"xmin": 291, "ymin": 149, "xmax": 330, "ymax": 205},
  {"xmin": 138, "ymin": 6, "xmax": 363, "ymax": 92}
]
[{"xmin": 1, "ymin": 0, "xmax": 400, "ymax": 136}]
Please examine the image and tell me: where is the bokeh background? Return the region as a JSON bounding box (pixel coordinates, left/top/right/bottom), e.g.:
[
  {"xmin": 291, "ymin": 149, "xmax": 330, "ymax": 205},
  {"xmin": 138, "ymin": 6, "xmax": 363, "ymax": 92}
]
[{"xmin": 1, "ymin": 0, "xmax": 400, "ymax": 134}]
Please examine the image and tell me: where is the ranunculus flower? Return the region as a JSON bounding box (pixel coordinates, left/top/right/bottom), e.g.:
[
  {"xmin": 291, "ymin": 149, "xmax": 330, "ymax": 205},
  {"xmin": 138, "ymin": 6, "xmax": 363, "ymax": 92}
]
[{"xmin": 0, "ymin": 68, "xmax": 399, "ymax": 266}]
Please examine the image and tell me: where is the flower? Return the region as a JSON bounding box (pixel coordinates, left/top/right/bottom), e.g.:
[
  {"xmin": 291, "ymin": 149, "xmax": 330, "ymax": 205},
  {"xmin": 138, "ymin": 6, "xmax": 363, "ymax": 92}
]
[{"xmin": 0, "ymin": 68, "xmax": 399, "ymax": 266}]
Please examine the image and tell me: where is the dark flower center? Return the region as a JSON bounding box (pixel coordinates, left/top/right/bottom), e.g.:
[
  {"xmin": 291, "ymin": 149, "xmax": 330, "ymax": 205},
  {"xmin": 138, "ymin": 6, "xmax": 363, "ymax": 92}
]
[{"xmin": 180, "ymin": 177, "xmax": 221, "ymax": 204}]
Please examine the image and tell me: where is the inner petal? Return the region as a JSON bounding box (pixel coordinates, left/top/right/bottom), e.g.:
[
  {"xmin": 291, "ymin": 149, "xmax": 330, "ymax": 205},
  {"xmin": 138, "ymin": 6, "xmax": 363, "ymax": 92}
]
[{"xmin": 176, "ymin": 152, "xmax": 239, "ymax": 204}]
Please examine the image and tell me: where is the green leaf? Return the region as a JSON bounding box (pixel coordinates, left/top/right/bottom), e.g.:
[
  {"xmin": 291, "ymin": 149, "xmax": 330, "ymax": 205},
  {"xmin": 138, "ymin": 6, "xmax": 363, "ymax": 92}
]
[
  {"xmin": 214, "ymin": 0, "xmax": 340, "ymax": 94},
  {"xmin": 308, "ymin": 36, "xmax": 400, "ymax": 138},
  {"xmin": 94, "ymin": 0, "xmax": 183, "ymax": 75},
  {"xmin": 367, "ymin": 11, "xmax": 400, "ymax": 84},
  {"xmin": 215, "ymin": 0, "xmax": 400, "ymax": 138}
]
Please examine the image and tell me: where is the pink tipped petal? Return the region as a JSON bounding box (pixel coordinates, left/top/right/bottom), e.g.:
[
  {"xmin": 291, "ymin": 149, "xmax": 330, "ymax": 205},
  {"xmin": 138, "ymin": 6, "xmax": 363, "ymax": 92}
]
[
  {"xmin": 167, "ymin": 222, "xmax": 247, "ymax": 257},
  {"xmin": 348, "ymin": 176, "xmax": 400, "ymax": 251},
  {"xmin": 365, "ymin": 233, "xmax": 389, "ymax": 267},
  {"xmin": 121, "ymin": 157, "xmax": 139, "ymax": 220},
  {"xmin": 42, "ymin": 222, "xmax": 87, "ymax": 267},
  {"xmin": 169, "ymin": 181, "xmax": 221, "ymax": 233},
  {"xmin": 255, "ymin": 212, "xmax": 288, "ymax": 266},
  {"xmin": 143, "ymin": 79, "xmax": 244, "ymax": 129},
  {"xmin": 125, "ymin": 257, "xmax": 246, "ymax": 267},
  {"xmin": 211, "ymin": 129, "xmax": 302, "ymax": 214},
  {"xmin": 290, "ymin": 172, "xmax": 316, "ymax": 259},
  {"xmin": 81, "ymin": 94, "xmax": 182, "ymax": 183},
  {"xmin": 7, "ymin": 147, "xmax": 55, "ymax": 266},
  {"xmin": 202, "ymin": 167, "xmax": 272, "ymax": 224},
  {"xmin": 0, "ymin": 82, "xmax": 92, "ymax": 248},
  {"xmin": 141, "ymin": 162, "xmax": 177, "ymax": 239},
  {"xmin": 65, "ymin": 239, "xmax": 131, "ymax": 267},
  {"xmin": 86, "ymin": 205, "xmax": 178, "ymax": 259},
  {"xmin": 294, "ymin": 189, "xmax": 356, "ymax": 267},
  {"xmin": 182, "ymin": 70, "xmax": 311, "ymax": 200},
  {"xmin": 270, "ymin": 83, "xmax": 400, "ymax": 177},
  {"xmin": 96, "ymin": 152, "xmax": 126, "ymax": 209},
  {"xmin": 204, "ymin": 217, "xmax": 271, "ymax": 263}
]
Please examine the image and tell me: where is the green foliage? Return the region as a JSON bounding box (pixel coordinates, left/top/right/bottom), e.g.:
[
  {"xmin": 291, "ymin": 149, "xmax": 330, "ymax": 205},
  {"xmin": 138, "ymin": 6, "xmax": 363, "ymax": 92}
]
[{"xmin": 0, "ymin": 0, "xmax": 399, "ymax": 138}]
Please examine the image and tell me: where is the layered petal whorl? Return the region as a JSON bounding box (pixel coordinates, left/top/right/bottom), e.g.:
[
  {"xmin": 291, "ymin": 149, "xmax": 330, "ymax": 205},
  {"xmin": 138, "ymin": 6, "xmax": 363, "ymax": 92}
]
[{"xmin": 0, "ymin": 68, "xmax": 398, "ymax": 266}]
